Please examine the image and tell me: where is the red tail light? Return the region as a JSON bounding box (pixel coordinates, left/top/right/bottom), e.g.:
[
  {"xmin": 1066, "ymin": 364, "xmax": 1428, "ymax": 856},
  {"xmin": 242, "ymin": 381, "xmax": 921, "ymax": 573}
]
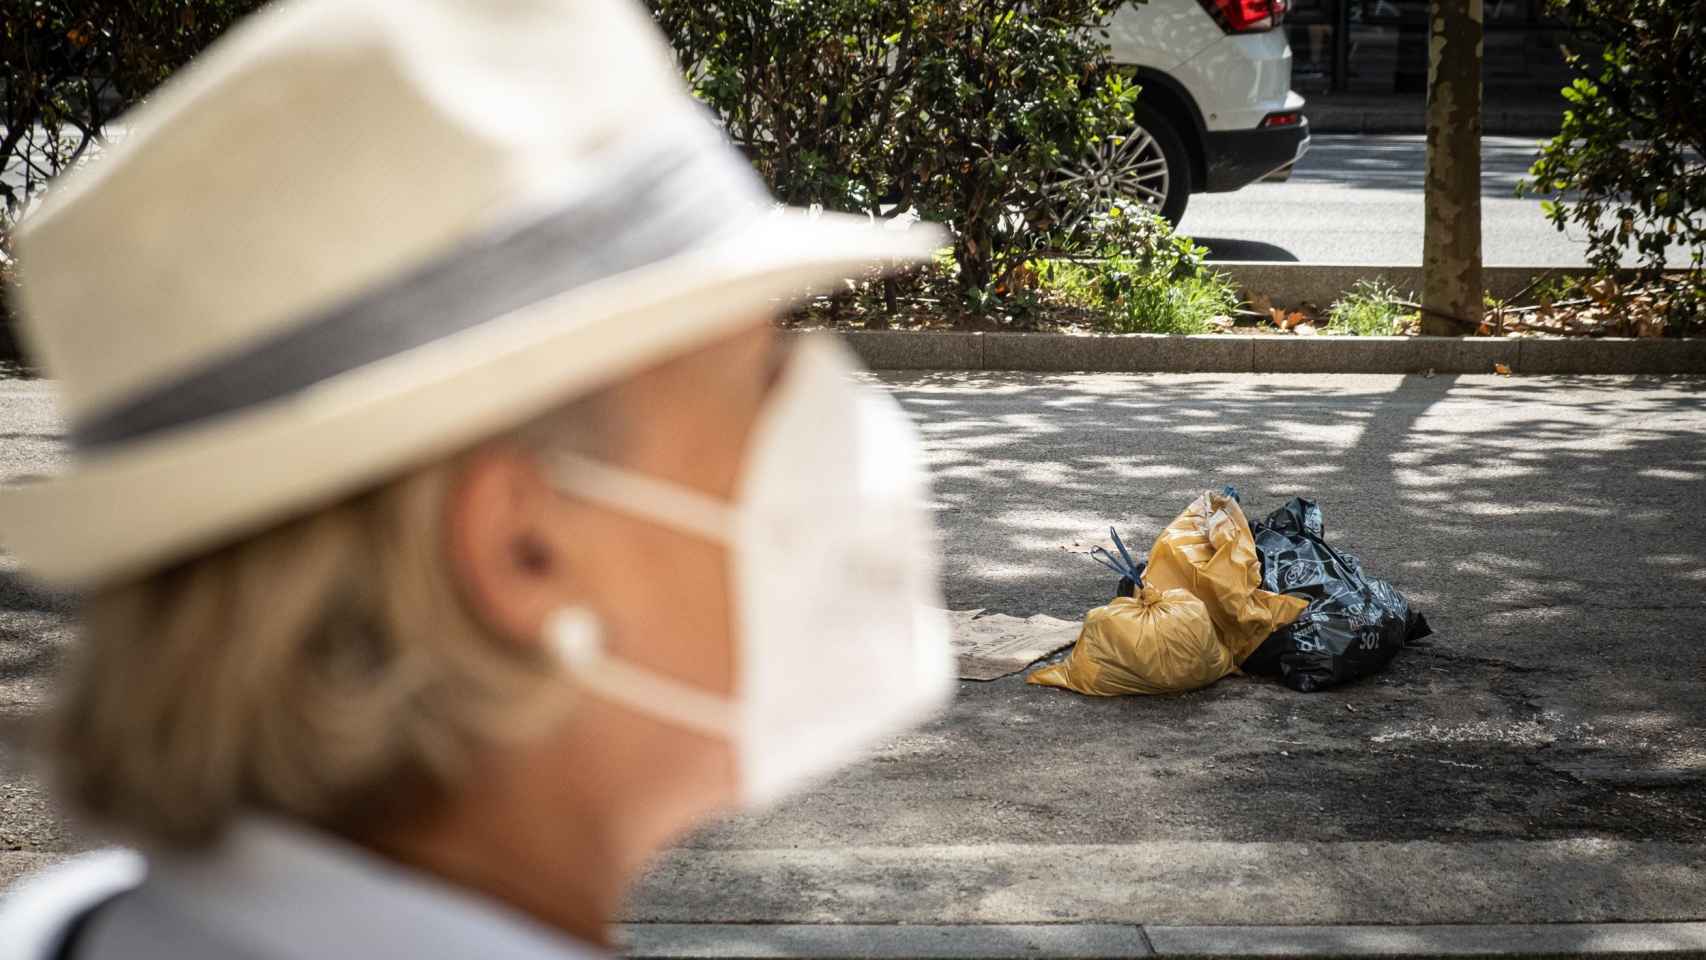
[
  {"xmin": 1260, "ymin": 111, "xmax": 1303, "ymax": 128},
  {"xmin": 1196, "ymin": 0, "xmax": 1290, "ymax": 33}
]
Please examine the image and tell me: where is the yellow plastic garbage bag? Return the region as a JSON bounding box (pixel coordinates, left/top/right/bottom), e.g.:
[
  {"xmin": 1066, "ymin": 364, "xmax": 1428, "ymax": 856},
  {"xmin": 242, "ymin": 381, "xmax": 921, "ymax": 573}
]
[
  {"xmin": 1027, "ymin": 584, "xmax": 1230, "ymax": 696},
  {"xmin": 1143, "ymin": 490, "xmax": 1308, "ymax": 664}
]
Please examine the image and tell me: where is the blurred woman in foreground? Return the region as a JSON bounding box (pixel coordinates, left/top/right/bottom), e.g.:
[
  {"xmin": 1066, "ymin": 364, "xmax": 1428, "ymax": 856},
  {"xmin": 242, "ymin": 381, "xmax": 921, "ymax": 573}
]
[{"xmin": 0, "ymin": 0, "xmax": 953, "ymax": 955}]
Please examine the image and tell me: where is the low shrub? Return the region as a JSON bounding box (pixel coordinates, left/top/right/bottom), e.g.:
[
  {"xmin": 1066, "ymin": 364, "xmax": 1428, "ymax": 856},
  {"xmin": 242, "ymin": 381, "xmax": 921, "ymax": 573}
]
[
  {"xmin": 647, "ymin": 0, "xmax": 1146, "ymax": 319},
  {"xmin": 0, "ymin": 257, "xmax": 19, "ymax": 362},
  {"xmin": 2, "ymin": 2, "xmax": 266, "ymax": 362},
  {"xmin": 1520, "ymin": 0, "xmax": 1705, "ymax": 332},
  {"xmin": 1, "ymin": 2, "xmax": 267, "ymax": 239}
]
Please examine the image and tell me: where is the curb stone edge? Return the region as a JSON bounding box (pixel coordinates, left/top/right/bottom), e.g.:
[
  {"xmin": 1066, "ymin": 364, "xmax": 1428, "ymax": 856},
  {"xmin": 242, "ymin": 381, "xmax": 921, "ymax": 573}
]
[
  {"xmin": 827, "ymin": 330, "xmax": 1706, "ymax": 376},
  {"xmin": 619, "ymin": 922, "xmax": 1706, "ymax": 959}
]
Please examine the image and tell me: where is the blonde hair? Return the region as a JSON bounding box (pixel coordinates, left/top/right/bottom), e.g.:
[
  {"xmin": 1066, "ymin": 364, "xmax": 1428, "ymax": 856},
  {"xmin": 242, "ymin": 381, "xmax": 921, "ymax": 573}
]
[{"xmin": 50, "ymin": 401, "xmax": 616, "ymax": 849}]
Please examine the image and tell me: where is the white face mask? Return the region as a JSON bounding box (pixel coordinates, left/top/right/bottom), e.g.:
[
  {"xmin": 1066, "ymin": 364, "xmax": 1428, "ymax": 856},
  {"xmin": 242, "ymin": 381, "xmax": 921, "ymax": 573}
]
[{"xmin": 543, "ymin": 335, "xmax": 955, "ymax": 808}]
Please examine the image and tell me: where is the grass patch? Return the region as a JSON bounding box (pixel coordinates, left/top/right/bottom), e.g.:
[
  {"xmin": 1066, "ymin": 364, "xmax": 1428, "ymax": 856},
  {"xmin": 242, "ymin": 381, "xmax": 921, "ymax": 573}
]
[
  {"xmin": 1327, "ymin": 279, "xmax": 1414, "ymax": 336},
  {"xmin": 1036, "ymin": 212, "xmax": 1238, "ymax": 335},
  {"xmin": 1108, "ymin": 272, "xmax": 1237, "ymax": 334},
  {"xmin": 1038, "ymin": 260, "xmax": 1236, "ymax": 334}
]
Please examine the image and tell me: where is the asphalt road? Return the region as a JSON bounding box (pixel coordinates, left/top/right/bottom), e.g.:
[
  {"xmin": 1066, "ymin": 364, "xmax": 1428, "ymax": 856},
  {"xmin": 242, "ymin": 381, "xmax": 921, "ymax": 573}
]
[
  {"xmin": 1178, "ymin": 134, "xmax": 1686, "ymax": 267},
  {"xmin": 3, "ymin": 372, "xmax": 1705, "ymax": 923}
]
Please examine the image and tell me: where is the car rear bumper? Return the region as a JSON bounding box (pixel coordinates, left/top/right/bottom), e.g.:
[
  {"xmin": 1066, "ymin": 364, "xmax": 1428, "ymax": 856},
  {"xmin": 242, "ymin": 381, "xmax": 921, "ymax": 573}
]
[
  {"xmin": 1170, "ymin": 29, "xmax": 1296, "ymax": 131},
  {"xmin": 1201, "ymin": 119, "xmax": 1311, "ymax": 192}
]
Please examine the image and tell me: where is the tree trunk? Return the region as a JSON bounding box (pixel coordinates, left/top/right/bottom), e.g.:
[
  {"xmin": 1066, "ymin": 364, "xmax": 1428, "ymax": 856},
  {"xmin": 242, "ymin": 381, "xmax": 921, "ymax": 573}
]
[
  {"xmin": 1421, "ymin": 0, "xmax": 1484, "ymax": 336},
  {"xmin": 955, "ymin": 228, "xmax": 992, "ymax": 330},
  {"xmin": 865, "ymin": 198, "xmax": 893, "ymax": 330}
]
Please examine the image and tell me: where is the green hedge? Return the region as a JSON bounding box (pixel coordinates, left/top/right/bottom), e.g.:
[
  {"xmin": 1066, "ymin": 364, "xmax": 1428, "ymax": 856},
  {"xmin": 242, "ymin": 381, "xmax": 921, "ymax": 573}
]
[
  {"xmin": 2, "ymin": 2, "xmax": 1157, "ymax": 339},
  {"xmin": 1523, "ymin": 0, "xmax": 1705, "ymax": 329},
  {"xmin": 648, "ymin": 0, "xmax": 1145, "ymax": 316},
  {"xmin": 1, "ymin": 2, "xmax": 267, "ymax": 237},
  {"xmin": 1, "ymin": 2, "xmax": 267, "ymax": 351}
]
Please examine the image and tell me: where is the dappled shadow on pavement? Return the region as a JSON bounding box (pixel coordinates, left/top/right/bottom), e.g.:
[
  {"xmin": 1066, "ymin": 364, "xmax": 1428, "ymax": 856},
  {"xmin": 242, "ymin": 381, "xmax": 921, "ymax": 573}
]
[
  {"xmin": 0, "ymin": 569, "xmax": 74, "ymax": 716},
  {"xmin": 0, "ymin": 580, "xmax": 80, "ymax": 854},
  {"xmin": 4, "ymin": 373, "xmax": 1704, "ymax": 892},
  {"xmin": 695, "ymin": 372, "xmax": 1706, "ymax": 860}
]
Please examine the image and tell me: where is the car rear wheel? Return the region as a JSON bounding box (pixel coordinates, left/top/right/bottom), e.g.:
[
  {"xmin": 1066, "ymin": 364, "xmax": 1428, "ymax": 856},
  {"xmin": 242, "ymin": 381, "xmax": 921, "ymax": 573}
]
[{"xmin": 1053, "ymin": 102, "xmax": 1192, "ymax": 228}]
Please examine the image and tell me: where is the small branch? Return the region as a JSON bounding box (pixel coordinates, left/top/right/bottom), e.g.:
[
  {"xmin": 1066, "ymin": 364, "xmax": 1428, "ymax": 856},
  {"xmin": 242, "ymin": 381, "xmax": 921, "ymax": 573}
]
[
  {"xmin": 1502, "ymin": 268, "xmax": 1560, "ymax": 307},
  {"xmin": 1394, "ymin": 300, "xmax": 1476, "ymax": 329}
]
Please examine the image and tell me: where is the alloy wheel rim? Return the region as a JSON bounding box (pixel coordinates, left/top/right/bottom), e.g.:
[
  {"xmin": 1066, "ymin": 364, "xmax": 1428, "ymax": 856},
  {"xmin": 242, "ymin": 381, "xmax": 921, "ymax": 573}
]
[{"xmin": 1052, "ymin": 125, "xmax": 1171, "ymax": 229}]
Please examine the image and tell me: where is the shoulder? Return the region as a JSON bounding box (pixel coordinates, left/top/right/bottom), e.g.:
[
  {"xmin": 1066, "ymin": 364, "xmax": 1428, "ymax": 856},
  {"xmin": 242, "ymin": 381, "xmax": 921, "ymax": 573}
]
[{"xmin": 0, "ymin": 850, "xmax": 144, "ymax": 960}]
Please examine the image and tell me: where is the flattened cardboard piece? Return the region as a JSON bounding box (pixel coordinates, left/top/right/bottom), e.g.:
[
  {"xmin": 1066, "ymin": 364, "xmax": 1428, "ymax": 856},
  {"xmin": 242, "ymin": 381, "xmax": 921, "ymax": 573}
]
[{"xmin": 944, "ymin": 608, "xmax": 1082, "ymax": 681}]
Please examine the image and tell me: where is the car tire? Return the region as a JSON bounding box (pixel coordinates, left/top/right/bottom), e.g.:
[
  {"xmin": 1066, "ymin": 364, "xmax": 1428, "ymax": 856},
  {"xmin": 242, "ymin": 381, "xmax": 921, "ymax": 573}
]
[
  {"xmin": 1055, "ymin": 102, "xmax": 1193, "ymax": 227},
  {"xmin": 1126, "ymin": 103, "xmax": 1193, "ymax": 224}
]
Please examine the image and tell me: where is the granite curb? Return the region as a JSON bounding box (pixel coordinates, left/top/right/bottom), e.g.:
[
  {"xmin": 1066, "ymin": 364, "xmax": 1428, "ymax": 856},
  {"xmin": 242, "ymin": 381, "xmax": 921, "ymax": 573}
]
[
  {"xmin": 833, "ymin": 331, "xmax": 1706, "ymax": 376},
  {"xmin": 620, "ymin": 923, "xmax": 1706, "ymax": 959}
]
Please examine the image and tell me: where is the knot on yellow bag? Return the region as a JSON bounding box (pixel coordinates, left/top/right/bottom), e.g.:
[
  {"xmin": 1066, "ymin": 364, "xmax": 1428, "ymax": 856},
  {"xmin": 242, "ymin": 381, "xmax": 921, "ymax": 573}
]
[{"xmin": 1027, "ymin": 586, "xmax": 1225, "ymax": 696}]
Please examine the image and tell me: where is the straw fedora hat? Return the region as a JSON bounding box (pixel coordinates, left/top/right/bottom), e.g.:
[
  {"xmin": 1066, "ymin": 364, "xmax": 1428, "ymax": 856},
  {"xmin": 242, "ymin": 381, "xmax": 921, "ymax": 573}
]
[{"xmin": 1, "ymin": 0, "xmax": 943, "ymax": 588}]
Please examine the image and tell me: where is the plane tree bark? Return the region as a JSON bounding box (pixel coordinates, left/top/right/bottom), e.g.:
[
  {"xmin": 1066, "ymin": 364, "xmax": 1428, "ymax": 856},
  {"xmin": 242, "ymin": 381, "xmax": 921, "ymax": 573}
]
[{"xmin": 1421, "ymin": 0, "xmax": 1485, "ymax": 335}]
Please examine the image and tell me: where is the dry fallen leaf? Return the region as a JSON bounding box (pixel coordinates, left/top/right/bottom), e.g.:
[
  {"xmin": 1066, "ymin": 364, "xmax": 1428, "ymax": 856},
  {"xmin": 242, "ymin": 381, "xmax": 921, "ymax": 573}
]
[
  {"xmin": 1493, "ymin": 362, "xmax": 1513, "ymax": 376},
  {"xmin": 1586, "ymin": 277, "xmax": 1620, "ymax": 306}
]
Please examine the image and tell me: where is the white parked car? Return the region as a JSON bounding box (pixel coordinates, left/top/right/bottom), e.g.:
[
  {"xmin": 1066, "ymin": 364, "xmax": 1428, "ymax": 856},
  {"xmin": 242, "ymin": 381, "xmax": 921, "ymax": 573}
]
[{"xmin": 1060, "ymin": 0, "xmax": 1311, "ymax": 224}]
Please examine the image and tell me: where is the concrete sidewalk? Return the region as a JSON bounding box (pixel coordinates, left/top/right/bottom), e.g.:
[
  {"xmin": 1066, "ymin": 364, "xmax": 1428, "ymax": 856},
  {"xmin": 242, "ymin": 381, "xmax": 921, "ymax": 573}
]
[
  {"xmin": 620, "ymin": 372, "xmax": 1706, "ymax": 930},
  {"xmin": 630, "ymin": 840, "xmax": 1706, "ymax": 925},
  {"xmin": 621, "ymin": 922, "xmax": 1706, "ymax": 958},
  {"xmin": 834, "ymin": 330, "xmax": 1706, "ymax": 376},
  {"xmin": 2, "ymin": 373, "xmax": 1705, "ymax": 942}
]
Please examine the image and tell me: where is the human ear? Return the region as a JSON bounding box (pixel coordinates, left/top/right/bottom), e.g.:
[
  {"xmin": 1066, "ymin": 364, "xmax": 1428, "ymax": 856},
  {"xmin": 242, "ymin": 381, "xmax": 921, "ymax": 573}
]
[{"xmin": 444, "ymin": 446, "xmax": 577, "ymax": 648}]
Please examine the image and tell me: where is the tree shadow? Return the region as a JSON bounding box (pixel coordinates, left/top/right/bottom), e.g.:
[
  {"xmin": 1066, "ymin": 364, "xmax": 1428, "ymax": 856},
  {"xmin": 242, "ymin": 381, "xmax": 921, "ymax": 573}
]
[{"xmin": 691, "ymin": 371, "xmax": 1706, "ymax": 867}]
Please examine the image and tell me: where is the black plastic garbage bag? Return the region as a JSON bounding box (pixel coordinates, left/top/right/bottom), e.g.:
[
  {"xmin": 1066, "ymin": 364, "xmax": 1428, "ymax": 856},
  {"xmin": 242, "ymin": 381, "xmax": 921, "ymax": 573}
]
[{"xmin": 1245, "ymin": 498, "xmax": 1431, "ymax": 692}]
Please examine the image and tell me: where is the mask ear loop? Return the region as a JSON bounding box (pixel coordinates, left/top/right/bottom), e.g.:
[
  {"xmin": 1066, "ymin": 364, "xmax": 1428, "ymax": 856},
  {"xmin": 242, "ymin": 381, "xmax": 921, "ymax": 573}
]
[
  {"xmin": 546, "ymin": 454, "xmax": 736, "ymax": 544},
  {"xmin": 546, "ymin": 608, "xmax": 738, "ymax": 740}
]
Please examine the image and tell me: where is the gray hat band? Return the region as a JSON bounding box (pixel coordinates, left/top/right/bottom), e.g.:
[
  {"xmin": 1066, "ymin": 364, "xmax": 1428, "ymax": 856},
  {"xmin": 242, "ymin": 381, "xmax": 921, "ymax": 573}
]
[{"xmin": 70, "ymin": 130, "xmax": 767, "ymax": 454}]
